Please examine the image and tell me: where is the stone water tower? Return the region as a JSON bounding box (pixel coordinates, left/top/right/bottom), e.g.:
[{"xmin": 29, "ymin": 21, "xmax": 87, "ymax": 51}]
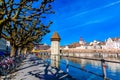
[{"xmin": 51, "ymin": 32, "xmax": 61, "ymax": 67}]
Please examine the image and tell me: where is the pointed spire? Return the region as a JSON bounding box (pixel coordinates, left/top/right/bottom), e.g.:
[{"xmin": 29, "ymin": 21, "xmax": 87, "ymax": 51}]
[
  {"xmin": 80, "ymin": 37, "xmax": 83, "ymax": 41},
  {"xmin": 51, "ymin": 32, "xmax": 61, "ymax": 41}
]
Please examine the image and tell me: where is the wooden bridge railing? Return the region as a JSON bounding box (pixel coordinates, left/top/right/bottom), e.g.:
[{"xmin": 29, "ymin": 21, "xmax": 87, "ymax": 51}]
[{"xmin": 32, "ymin": 49, "xmax": 120, "ymax": 54}]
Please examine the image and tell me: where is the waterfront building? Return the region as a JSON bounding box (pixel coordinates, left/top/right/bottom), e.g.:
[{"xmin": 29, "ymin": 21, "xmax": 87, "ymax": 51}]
[
  {"xmin": 0, "ymin": 38, "xmax": 7, "ymax": 51},
  {"xmin": 87, "ymin": 45, "xmax": 93, "ymax": 49},
  {"xmin": 76, "ymin": 45, "xmax": 87, "ymax": 49},
  {"xmin": 99, "ymin": 42, "xmax": 106, "ymax": 49},
  {"xmin": 105, "ymin": 38, "xmax": 114, "ymax": 49},
  {"xmin": 68, "ymin": 42, "xmax": 81, "ymax": 48},
  {"xmin": 61, "ymin": 37, "xmax": 120, "ymax": 50},
  {"xmin": 34, "ymin": 43, "xmax": 50, "ymax": 50},
  {"xmin": 89, "ymin": 40, "xmax": 101, "ymax": 49},
  {"xmin": 76, "ymin": 43, "xmax": 88, "ymax": 49},
  {"xmin": 76, "ymin": 37, "xmax": 87, "ymax": 49},
  {"xmin": 106, "ymin": 38, "xmax": 120, "ymax": 49},
  {"xmin": 63, "ymin": 46, "xmax": 69, "ymax": 50},
  {"xmin": 0, "ymin": 38, "xmax": 11, "ymax": 56}
]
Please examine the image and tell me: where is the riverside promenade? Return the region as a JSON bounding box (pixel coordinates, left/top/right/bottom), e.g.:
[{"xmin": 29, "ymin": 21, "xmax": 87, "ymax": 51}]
[{"xmin": 0, "ymin": 54, "xmax": 74, "ymax": 80}]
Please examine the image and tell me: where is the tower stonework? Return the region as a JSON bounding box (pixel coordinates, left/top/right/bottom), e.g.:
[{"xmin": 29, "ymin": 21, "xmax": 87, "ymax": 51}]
[{"xmin": 51, "ymin": 32, "xmax": 61, "ymax": 67}]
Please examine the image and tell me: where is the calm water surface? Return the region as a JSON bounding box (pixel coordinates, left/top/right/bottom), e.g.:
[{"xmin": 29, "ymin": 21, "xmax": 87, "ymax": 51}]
[{"xmin": 59, "ymin": 57, "xmax": 120, "ymax": 80}]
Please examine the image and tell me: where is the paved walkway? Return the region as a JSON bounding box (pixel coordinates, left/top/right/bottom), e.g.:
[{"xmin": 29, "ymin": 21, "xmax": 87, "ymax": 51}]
[{"xmin": 0, "ymin": 54, "xmax": 75, "ymax": 80}]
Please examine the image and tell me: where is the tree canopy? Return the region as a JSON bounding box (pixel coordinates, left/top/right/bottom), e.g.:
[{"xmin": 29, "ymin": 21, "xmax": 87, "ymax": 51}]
[{"xmin": 0, "ymin": 0, "xmax": 54, "ymax": 56}]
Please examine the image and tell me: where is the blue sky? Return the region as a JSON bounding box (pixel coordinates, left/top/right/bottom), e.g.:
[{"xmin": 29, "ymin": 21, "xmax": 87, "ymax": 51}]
[{"xmin": 42, "ymin": 0, "xmax": 120, "ymax": 46}]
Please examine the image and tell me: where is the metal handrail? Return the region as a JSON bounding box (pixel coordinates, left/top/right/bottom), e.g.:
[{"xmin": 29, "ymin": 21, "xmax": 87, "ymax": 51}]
[
  {"xmin": 39, "ymin": 53, "xmax": 114, "ymax": 80},
  {"xmin": 50, "ymin": 58, "xmax": 104, "ymax": 78}
]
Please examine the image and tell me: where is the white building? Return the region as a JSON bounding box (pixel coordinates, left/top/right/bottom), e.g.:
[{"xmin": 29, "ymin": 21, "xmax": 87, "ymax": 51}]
[
  {"xmin": 64, "ymin": 37, "xmax": 120, "ymax": 50},
  {"xmin": 79, "ymin": 37, "xmax": 86, "ymax": 45},
  {"xmin": 76, "ymin": 45, "xmax": 87, "ymax": 49},
  {"xmin": 87, "ymin": 45, "xmax": 93, "ymax": 49},
  {"xmin": 63, "ymin": 46, "xmax": 69, "ymax": 50},
  {"xmin": 89, "ymin": 40, "xmax": 101, "ymax": 49},
  {"xmin": 76, "ymin": 39, "xmax": 101, "ymax": 49},
  {"xmin": 100, "ymin": 42, "xmax": 106, "ymax": 49},
  {"xmin": 75, "ymin": 37, "xmax": 87, "ymax": 49},
  {"xmin": 106, "ymin": 38, "xmax": 120, "ymax": 49}
]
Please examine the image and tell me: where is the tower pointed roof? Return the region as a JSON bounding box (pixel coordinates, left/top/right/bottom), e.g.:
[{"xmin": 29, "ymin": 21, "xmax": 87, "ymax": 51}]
[{"xmin": 51, "ymin": 32, "xmax": 61, "ymax": 41}]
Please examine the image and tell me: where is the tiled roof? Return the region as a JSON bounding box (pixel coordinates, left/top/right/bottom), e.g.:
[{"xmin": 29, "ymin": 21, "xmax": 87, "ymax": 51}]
[
  {"xmin": 111, "ymin": 38, "xmax": 120, "ymax": 41},
  {"xmin": 99, "ymin": 42, "xmax": 106, "ymax": 45},
  {"xmin": 51, "ymin": 32, "xmax": 61, "ymax": 41}
]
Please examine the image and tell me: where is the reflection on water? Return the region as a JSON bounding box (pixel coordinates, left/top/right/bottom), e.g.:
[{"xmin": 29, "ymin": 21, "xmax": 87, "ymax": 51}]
[{"xmin": 59, "ymin": 56, "xmax": 120, "ymax": 80}]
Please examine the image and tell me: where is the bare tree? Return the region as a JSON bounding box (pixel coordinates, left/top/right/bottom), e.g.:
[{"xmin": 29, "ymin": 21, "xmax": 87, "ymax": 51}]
[
  {"xmin": 0, "ymin": 0, "xmax": 54, "ymax": 36},
  {"xmin": 0, "ymin": 0, "xmax": 54, "ymax": 57}
]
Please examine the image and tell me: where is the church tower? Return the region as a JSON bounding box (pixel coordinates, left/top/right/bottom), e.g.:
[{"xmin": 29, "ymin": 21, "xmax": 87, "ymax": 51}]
[{"xmin": 79, "ymin": 37, "xmax": 84, "ymax": 45}]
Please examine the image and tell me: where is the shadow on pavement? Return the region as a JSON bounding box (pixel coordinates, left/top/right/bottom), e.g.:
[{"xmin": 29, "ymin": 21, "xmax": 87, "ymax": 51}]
[{"xmin": 28, "ymin": 62, "xmax": 76, "ymax": 80}]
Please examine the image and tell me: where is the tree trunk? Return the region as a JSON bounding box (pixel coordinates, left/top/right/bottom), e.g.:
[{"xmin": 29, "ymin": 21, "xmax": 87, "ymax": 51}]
[
  {"xmin": 0, "ymin": 27, "xmax": 2, "ymax": 38},
  {"xmin": 0, "ymin": 19, "xmax": 6, "ymax": 38},
  {"xmin": 18, "ymin": 48, "xmax": 21, "ymax": 56},
  {"xmin": 10, "ymin": 45, "xmax": 16, "ymax": 57},
  {"xmin": 15, "ymin": 47, "xmax": 18, "ymax": 56},
  {"xmin": 22, "ymin": 48, "xmax": 27, "ymax": 55}
]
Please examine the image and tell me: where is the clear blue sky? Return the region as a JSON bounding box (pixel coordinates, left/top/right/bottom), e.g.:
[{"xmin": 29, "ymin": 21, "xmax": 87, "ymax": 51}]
[{"xmin": 42, "ymin": 0, "xmax": 120, "ymax": 46}]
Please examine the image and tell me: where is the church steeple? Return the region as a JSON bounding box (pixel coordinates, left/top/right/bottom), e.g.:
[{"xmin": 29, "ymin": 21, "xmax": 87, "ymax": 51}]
[
  {"xmin": 80, "ymin": 37, "xmax": 83, "ymax": 41},
  {"xmin": 79, "ymin": 37, "xmax": 84, "ymax": 45}
]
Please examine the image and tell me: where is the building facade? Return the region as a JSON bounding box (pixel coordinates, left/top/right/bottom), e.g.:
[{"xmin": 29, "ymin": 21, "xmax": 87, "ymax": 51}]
[
  {"xmin": 62, "ymin": 37, "xmax": 120, "ymax": 50},
  {"xmin": 106, "ymin": 38, "xmax": 120, "ymax": 49},
  {"xmin": 34, "ymin": 44, "xmax": 50, "ymax": 50},
  {"xmin": 0, "ymin": 38, "xmax": 7, "ymax": 51}
]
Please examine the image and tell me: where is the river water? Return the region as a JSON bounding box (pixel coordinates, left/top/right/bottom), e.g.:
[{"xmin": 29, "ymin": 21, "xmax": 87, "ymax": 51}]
[{"xmin": 59, "ymin": 57, "xmax": 120, "ymax": 80}]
